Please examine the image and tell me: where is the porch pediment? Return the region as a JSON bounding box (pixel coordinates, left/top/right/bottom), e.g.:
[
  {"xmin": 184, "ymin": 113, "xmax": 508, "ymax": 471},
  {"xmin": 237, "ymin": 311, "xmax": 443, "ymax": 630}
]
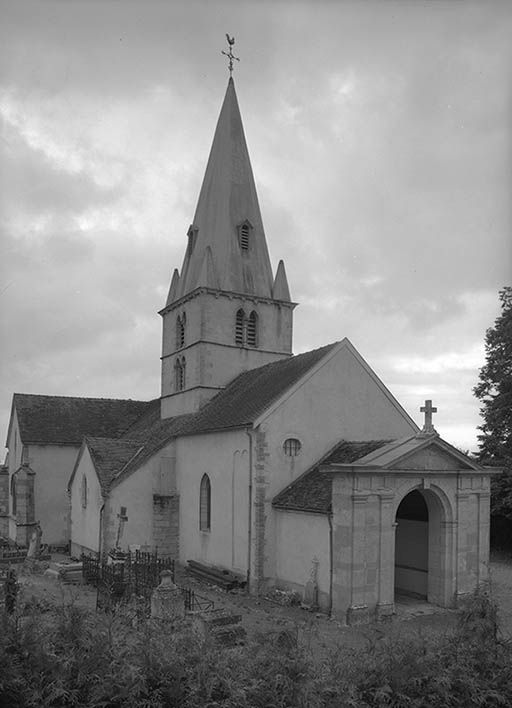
[
  {"xmin": 390, "ymin": 444, "xmax": 474, "ymax": 472},
  {"xmin": 352, "ymin": 434, "xmax": 483, "ymax": 473}
]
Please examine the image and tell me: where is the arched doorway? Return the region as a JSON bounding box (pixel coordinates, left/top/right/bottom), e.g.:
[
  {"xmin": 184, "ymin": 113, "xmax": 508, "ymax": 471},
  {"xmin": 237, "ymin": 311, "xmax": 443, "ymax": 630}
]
[
  {"xmin": 394, "ymin": 490, "xmax": 429, "ymax": 599},
  {"xmin": 394, "ymin": 486, "xmax": 453, "ymax": 606}
]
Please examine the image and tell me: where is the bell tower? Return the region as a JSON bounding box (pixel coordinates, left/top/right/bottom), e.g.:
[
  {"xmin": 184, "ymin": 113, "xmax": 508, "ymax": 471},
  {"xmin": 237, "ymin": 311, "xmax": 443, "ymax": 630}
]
[{"xmin": 159, "ymin": 75, "xmax": 295, "ymax": 419}]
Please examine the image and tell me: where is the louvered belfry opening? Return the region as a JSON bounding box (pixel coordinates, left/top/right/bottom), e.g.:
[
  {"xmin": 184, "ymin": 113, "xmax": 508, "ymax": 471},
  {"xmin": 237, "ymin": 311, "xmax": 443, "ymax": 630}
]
[
  {"xmin": 176, "ymin": 312, "xmax": 186, "ymax": 349},
  {"xmin": 239, "ymin": 223, "xmax": 250, "ymax": 252},
  {"xmin": 175, "ymin": 357, "xmax": 186, "ymax": 391},
  {"xmin": 247, "ymin": 311, "xmax": 258, "ymax": 346},
  {"xmin": 235, "ymin": 308, "xmax": 245, "ymax": 345}
]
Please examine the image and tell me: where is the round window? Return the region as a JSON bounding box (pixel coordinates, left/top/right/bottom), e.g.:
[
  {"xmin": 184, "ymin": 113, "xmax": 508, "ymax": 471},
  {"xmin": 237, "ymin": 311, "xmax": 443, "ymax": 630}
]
[{"xmin": 283, "ymin": 438, "xmax": 302, "ymax": 457}]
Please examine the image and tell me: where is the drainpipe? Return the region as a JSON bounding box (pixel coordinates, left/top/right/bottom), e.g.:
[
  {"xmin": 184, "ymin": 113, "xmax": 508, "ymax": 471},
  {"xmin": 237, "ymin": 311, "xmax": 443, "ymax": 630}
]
[
  {"xmin": 245, "ymin": 426, "xmax": 253, "ymax": 592},
  {"xmin": 328, "ymin": 511, "xmax": 333, "ymax": 617},
  {"xmin": 98, "ymin": 501, "xmax": 105, "ymax": 561}
]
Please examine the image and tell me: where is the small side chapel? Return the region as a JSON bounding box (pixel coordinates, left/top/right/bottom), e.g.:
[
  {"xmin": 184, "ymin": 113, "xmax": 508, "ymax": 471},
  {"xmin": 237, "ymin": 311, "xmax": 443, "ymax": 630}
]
[{"xmin": 3, "ymin": 59, "xmax": 493, "ymax": 623}]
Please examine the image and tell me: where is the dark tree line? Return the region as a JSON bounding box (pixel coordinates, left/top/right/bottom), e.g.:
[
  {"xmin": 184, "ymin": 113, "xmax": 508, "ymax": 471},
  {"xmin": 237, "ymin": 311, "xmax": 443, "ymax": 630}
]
[{"xmin": 474, "ymin": 287, "xmax": 512, "ymax": 549}]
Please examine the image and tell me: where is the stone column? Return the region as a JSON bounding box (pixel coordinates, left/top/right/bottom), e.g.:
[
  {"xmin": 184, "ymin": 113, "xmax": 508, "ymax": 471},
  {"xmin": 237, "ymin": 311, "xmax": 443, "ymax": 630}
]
[
  {"xmin": 346, "ymin": 493, "xmax": 370, "ymax": 625},
  {"xmin": 331, "ymin": 475, "xmax": 354, "ymax": 621},
  {"xmin": 251, "ymin": 430, "xmax": 269, "ymax": 594},
  {"xmin": 151, "ymin": 570, "xmax": 185, "ymax": 621},
  {"xmin": 476, "ymin": 491, "xmax": 491, "ymax": 589},
  {"xmin": 376, "ymin": 492, "xmax": 395, "ymax": 620},
  {"xmin": 455, "ymin": 490, "xmax": 473, "ymax": 605}
]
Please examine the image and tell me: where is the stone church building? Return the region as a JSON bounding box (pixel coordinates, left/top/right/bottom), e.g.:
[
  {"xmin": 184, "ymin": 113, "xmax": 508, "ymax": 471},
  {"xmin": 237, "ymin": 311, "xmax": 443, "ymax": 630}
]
[{"xmin": 1, "ymin": 77, "xmax": 492, "ymax": 623}]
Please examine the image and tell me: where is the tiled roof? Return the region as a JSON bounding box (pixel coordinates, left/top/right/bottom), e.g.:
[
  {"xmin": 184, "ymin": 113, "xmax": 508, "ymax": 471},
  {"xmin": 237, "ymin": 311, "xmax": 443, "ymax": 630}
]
[
  {"xmin": 114, "ymin": 413, "xmax": 194, "ymax": 487},
  {"xmin": 18, "ymin": 343, "xmax": 341, "ymax": 489},
  {"xmin": 13, "ymin": 393, "xmax": 152, "ymax": 445},
  {"xmin": 85, "ymin": 437, "xmax": 144, "ymax": 494},
  {"xmin": 104, "ymin": 344, "xmax": 338, "ymax": 487},
  {"xmin": 272, "ymin": 440, "xmax": 391, "ymax": 514},
  {"xmin": 121, "ymin": 398, "xmax": 162, "ymax": 439},
  {"xmin": 181, "ymin": 343, "xmax": 338, "ymax": 434}
]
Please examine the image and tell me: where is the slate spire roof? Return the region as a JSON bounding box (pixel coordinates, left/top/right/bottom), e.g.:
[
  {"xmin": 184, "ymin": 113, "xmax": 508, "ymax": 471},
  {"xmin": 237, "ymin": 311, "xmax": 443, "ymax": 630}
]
[{"xmin": 170, "ymin": 78, "xmax": 279, "ymax": 303}]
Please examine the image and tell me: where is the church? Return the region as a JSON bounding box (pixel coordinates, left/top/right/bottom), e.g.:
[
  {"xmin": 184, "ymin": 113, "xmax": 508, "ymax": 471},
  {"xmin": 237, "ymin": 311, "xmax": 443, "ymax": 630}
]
[{"xmin": 1, "ymin": 71, "xmax": 492, "ymax": 623}]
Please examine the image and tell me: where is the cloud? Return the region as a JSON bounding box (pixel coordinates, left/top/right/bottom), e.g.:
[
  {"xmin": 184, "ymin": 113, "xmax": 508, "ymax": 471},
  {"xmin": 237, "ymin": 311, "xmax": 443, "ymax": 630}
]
[
  {"xmin": 1, "ymin": 0, "xmax": 511, "ymax": 456},
  {"xmin": 393, "ymin": 343, "xmax": 485, "ymax": 375}
]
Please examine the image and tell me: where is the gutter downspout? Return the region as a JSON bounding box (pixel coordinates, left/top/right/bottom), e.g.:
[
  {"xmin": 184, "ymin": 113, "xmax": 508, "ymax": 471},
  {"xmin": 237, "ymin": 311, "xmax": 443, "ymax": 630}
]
[
  {"xmin": 328, "ymin": 510, "xmax": 333, "ymax": 617},
  {"xmin": 245, "ymin": 426, "xmax": 253, "ymax": 592},
  {"xmin": 98, "ymin": 501, "xmax": 105, "ymax": 561}
]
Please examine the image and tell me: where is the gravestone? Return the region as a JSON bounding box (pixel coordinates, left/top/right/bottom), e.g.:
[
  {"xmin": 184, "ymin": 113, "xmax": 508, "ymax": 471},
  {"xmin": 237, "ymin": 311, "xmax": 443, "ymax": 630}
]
[{"xmin": 151, "ymin": 569, "xmax": 184, "ymax": 621}]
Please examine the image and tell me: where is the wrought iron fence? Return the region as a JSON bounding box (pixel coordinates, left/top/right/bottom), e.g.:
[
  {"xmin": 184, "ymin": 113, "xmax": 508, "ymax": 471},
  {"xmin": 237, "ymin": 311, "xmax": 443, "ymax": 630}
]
[
  {"xmin": 81, "ymin": 551, "xmax": 175, "ymax": 611},
  {"xmin": 81, "ymin": 551, "xmax": 215, "ymax": 614},
  {"xmin": 181, "ymin": 586, "xmax": 215, "ymax": 613},
  {"xmin": 0, "ymin": 546, "xmax": 27, "ymax": 564}
]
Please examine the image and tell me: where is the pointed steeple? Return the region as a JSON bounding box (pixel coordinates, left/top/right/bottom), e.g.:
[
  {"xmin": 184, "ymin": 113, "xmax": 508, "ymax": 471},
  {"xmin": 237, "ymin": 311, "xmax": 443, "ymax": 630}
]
[
  {"xmin": 272, "ymin": 260, "xmax": 291, "ymax": 302},
  {"xmin": 166, "ymin": 268, "xmax": 180, "ymax": 306},
  {"xmin": 176, "ymin": 78, "xmax": 274, "ymax": 299}
]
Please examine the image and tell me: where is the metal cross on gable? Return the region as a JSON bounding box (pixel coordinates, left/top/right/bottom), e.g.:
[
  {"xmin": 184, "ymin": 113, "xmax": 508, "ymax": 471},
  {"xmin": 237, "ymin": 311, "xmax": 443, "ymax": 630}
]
[
  {"xmin": 420, "ymin": 399, "xmax": 438, "ymax": 435},
  {"xmin": 222, "ymin": 34, "xmax": 240, "ymax": 77}
]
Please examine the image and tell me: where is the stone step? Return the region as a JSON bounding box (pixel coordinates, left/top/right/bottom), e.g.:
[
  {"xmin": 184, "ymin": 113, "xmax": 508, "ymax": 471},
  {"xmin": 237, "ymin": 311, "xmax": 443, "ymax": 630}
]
[
  {"xmin": 210, "ymin": 624, "xmax": 246, "ymax": 647},
  {"xmin": 192, "ymin": 608, "xmax": 245, "ymax": 645},
  {"xmin": 199, "ymin": 608, "xmax": 242, "ymax": 627}
]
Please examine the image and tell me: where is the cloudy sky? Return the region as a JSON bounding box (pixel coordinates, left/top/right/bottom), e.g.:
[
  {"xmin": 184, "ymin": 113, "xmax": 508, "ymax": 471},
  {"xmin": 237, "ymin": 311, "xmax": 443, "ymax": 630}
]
[{"xmin": 1, "ymin": 0, "xmax": 511, "ymax": 455}]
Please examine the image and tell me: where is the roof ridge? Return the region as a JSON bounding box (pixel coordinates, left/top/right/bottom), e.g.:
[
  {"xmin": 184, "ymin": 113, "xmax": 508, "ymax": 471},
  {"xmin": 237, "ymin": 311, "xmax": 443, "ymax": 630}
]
[{"xmin": 14, "ymin": 392, "xmax": 151, "ymax": 404}]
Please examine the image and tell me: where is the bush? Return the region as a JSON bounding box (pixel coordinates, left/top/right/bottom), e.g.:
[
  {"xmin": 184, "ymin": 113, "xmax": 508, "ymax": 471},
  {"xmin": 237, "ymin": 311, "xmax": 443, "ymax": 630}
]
[{"xmin": 1, "ymin": 593, "xmax": 511, "ymax": 707}]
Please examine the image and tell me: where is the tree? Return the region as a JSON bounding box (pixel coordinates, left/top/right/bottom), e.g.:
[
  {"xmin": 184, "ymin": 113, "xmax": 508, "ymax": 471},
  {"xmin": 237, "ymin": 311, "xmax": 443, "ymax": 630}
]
[{"xmin": 474, "ymin": 287, "xmax": 512, "ymax": 539}]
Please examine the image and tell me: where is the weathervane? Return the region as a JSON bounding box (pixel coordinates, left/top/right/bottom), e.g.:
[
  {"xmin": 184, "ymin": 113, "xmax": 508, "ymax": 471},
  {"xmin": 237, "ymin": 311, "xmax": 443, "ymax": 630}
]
[{"xmin": 222, "ymin": 34, "xmax": 240, "ymax": 77}]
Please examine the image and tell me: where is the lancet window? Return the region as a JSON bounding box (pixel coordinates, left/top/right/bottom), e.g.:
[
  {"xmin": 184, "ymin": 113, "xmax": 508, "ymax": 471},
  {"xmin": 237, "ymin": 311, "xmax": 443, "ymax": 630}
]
[
  {"xmin": 199, "ymin": 474, "xmax": 211, "ymax": 531},
  {"xmin": 235, "ymin": 308, "xmax": 258, "ymax": 347},
  {"xmin": 174, "ymin": 357, "xmax": 186, "ymax": 391},
  {"xmin": 235, "ymin": 309, "xmax": 245, "ymax": 345},
  {"xmin": 247, "ymin": 311, "xmax": 258, "ymax": 346},
  {"xmin": 176, "ymin": 312, "xmax": 186, "ymax": 349}
]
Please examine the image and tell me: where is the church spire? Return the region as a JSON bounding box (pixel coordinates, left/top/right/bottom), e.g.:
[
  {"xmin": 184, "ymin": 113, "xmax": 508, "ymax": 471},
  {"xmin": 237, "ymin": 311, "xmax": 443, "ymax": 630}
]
[
  {"xmin": 174, "ymin": 77, "xmax": 275, "ymax": 301},
  {"xmin": 160, "ymin": 62, "xmax": 295, "ymax": 419}
]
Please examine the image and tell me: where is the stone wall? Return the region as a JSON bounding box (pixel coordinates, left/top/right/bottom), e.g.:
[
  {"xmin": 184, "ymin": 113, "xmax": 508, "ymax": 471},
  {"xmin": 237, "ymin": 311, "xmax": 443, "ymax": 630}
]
[
  {"xmin": 252, "ymin": 430, "xmax": 269, "ymax": 593},
  {"xmin": 331, "ymin": 466, "xmax": 492, "ymax": 625},
  {"xmin": 153, "ymin": 494, "xmax": 180, "ymax": 557}
]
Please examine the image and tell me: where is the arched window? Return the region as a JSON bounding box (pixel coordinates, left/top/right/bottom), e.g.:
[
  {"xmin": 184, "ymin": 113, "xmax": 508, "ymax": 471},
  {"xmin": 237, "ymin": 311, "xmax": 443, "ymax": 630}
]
[
  {"xmin": 10, "ymin": 474, "xmax": 17, "ymax": 517},
  {"xmin": 176, "ymin": 313, "xmax": 186, "ymax": 349},
  {"xmin": 176, "ymin": 315, "xmax": 182, "ymax": 348},
  {"xmin": 199, "ymin": 474, "xmax": 211, "ymax": 531},
  {"xmin": 235, "ymin": 308, "xmax": 246, "ymax": 346},
  {"xmin": 81, "ymin": 474, "xmax": 88, "ymax": 509},
  {"xmin": 175, "ymin": 357, "xmax": 186, "ymax": 391},
  {"xmin": 247, "ymin": 311, "xmax": 258, "ymax": 347},
  {"xmin": 181, "ymin": 356, "xmax": 186, "ymax": 389},
  {"xmin": 283, "ymin": 438, "xmax": 302, "ymax": 457}
]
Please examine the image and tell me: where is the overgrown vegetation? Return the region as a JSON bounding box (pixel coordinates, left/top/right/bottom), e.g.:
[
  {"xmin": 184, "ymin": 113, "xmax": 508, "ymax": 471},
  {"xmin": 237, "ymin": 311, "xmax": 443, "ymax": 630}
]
[
  {"xmin": 1, "ymin": 591, "xmax": 512, "ymax": 707},
  {"xmin": 474, "ymin": 286, "xmax": 512, "ymax": 551}
]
